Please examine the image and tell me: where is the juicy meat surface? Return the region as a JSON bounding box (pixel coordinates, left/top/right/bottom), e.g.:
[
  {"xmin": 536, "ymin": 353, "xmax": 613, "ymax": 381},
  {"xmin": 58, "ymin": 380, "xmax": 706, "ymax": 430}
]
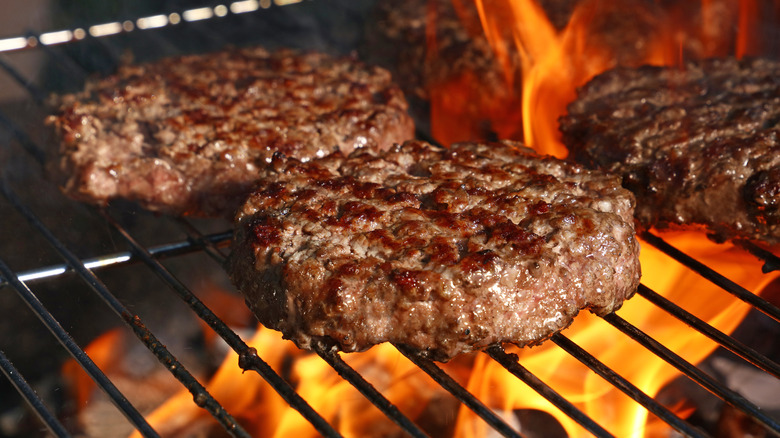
[
  {"xmin": 228, "ymin": 140, "xmax": 641, "ymax": 360},
  {"xmin": 560, "ymin": 57, "xmax": 780, "ymax": 245},
  {"xmin": 47, "ymin": 46, "xmax": 415, "ymax": 217}
]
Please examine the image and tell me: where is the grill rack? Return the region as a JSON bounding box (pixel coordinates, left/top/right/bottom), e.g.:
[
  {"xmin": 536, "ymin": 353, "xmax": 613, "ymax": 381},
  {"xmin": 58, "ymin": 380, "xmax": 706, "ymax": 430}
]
[{"xmin": 0, "ymin": 2, "xmax": 779, "ymax": 437}]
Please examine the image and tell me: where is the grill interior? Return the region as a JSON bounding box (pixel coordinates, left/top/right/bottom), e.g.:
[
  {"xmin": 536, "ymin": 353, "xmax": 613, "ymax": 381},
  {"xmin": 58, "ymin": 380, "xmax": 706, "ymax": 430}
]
[{"xmin": 1, "ymin": 1, "xmax": 779, "ymax": 437}]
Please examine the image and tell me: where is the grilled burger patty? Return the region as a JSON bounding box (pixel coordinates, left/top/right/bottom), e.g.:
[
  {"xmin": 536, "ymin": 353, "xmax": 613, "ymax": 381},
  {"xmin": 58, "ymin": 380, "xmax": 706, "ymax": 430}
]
[
  {"xmin": 228, "ymin": 140, "xmax": 641, "ymax": 360},
  {"xmin": 47, "ymin": 47, "xmax": 414, "ymax": 217},
  {"xmin": 560, "ymin": 57, "xmax": 780, "ymax": 245}
]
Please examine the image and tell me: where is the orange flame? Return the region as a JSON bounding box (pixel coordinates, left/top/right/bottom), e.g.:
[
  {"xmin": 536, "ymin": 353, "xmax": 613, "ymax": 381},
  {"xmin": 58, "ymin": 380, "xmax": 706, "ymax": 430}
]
[
  {"xmin": 427, "ymin": 0, "xmax": 525, "ymax": 145},
  {"xmin": 63, "ymin": 2, "xmax": 780, "ymax": 436},
  {"xmin": 128, "ymin": 327, "xmax": 476, "ymax": 437},
  {"xmin": 470, "ymin": 0, "xmax": 685, "ymax": 156},
  {"xmin": 430, "ymin": 0, "xmax": 772, "ymax": 156},
  {"xmin": 439, "ymin": 0, "xmax": 779, "ymax": 435},
  {"xmin": 65, "ymin": 238, "xmax": 776, "ymax": 437},
  {"xmin": 455, "ymin": 233, "xmax": 778, "ymax": 437},
  {"xmin": 62, "ymin": 328, "xmax": 126, "ymax": 410}
]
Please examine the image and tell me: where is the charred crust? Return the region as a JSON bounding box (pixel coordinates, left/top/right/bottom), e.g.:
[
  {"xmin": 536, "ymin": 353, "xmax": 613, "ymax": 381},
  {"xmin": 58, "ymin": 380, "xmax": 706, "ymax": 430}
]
[
  {"xmin": 460, "ymin": 250, "xmax": 499, "ymax": 274},
  {"xmin": 248, "ymin": 216, "xmax": 282, "ymax": 248},
  {"xmin": 744, "ymin": 166, "xmax": 780, "ymax": 226},
  {"xmin": 488, "ymin": 221, "xmax": 543, "ymax": 254}
]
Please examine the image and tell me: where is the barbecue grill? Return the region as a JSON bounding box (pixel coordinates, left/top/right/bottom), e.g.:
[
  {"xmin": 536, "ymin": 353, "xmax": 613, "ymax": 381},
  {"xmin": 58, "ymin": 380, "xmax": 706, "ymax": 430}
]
[{"xmin": 1, "ymin": 1, "xmax": 779, "ymax": 437}]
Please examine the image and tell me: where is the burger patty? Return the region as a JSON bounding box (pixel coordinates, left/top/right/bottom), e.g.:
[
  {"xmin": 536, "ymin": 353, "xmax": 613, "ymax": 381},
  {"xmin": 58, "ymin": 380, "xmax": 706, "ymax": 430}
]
[
  {"xmin": 560, "ymin": 57, "xmax": 780, "ymax": 245},
  {"xmin": 47, "ymin": 47, "xmax": 414, "ymax": 217},
  {"xmin": 228, "ymin": 140, "xmax": 641, "ymax": 360}
]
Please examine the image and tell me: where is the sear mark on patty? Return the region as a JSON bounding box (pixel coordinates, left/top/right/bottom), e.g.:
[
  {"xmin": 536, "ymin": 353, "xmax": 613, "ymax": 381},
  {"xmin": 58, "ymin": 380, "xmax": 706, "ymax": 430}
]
[
  {"xmin": 47, "ymin": 46, "xmax": 415, "ymax": 217},
  {"xmin": 561, "ymin": 57, "xmax": 780, "ymax": 245}
]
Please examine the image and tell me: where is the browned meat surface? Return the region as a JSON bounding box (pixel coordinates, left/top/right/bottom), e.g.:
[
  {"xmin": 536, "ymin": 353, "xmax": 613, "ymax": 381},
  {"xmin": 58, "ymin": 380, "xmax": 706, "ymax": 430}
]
[
  {"xmin": 228, "ymin": 140, "xmax": 641, "ymax": 360},
  {"xmin": 560, "ymin": 57, "xmax": 780, "ymax": 245},
  {"xmin": 47, "ymin": 47, "xmax": 414, "ymax": 217}
]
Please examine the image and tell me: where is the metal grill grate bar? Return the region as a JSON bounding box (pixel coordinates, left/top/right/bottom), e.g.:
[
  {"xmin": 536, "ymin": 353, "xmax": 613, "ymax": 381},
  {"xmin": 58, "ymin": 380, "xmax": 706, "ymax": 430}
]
[
  {"xmin": 99, "ymin": 210, "xmax": 342, "ymax": 438},
  {"xmin": 26, "ymin": 35, "xmax": 89, "ymax": 87},
  {"xmin": 0, "ymin": 69, "xmax": 340, "ymax": 435},
  {"xmin": 0, "ymin": 348, "xmax": 70, "ymax": 437},
  {"xmin": 550, "ymin": 333, "xmax": 708, "ymax": 438},
  {"xmin": 84, "ymin": 34, "xmax": 123, "ymax": 70},
  {"xmin": 0, "ymin": 111, "xmax": 45, "ymax": 165},
  {"xmin": 485, "ymin": 345, "xmax": 614, "ymax": 438},
  {"xmin": 0, "ymin": 231, "xmax": 231, "ymax": 287},
  {"xmin": 174, "ymin": 217, "xmax": 232, "ymax": 264},
  {"xmin": 313, "ymin": 343, "xmax": 431, "ymax": 438},
  {"xmin": 172, "ymin": 214, "xmax": 421, "ymax": 437},
  {"xmin": 735, "ymin": 240, "xmax": 780, "ymax": 273},
  {"xmin": 396, "ymin": 344, "xmax": 524, "ymax": 438},
  {"xmin": 0, "ymin": 54, "xmax": 46, "ymax": 104},
  {"xmin": 0, "ymin": 4, "xmax": 778, "ymax": 435},
  {"xmin": 602, "ymin": 313, "xmax": 780, "ymax": 433},
  {"xmin": 641, "ymin": 232, "xmax": 780, "ymax": 323},
  {"xmin": 0, "ymin": 243, "xmax": 156, "ymax": 437},
  {"xmin": 0, "ymin": 1, "xmax": 315, "ymax": 55},
  {"xmin": 0, "ymin": 181, "xmax": 249, "ymax": 438},
  {"xmin": 173, "ymin": 215, "xmax": 428, "ymax": 437},
  {"xmin": 637, "ymin": 284, "xmax": 780, "ymax": 379}
]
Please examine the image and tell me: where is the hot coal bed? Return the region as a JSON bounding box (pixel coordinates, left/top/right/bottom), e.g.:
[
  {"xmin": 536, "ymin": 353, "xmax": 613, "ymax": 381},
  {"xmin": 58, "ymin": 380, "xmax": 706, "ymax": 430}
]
[{"xmin": 0, "ymin": 1, "xmax": 779, "ymax": 437}]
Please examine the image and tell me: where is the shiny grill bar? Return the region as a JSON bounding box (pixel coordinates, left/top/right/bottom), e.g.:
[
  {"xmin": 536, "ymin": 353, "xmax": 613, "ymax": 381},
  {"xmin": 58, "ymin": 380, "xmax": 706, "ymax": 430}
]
[{"xmin": 0, "ymin": 2, "xmax": 778, "ymax": 437}]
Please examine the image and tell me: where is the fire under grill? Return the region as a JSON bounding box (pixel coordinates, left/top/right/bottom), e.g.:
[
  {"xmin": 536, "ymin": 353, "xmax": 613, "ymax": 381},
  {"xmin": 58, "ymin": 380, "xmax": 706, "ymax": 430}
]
[{"xmin": 0, "ymin": 1, "xmax": 779, "ymax": 437}]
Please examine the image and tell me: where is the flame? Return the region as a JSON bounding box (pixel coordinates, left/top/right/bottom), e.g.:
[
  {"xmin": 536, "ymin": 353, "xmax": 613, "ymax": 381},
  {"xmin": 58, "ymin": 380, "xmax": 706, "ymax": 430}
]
[
  {"xmin": 427, "ymin": 0, "xmax": 525, "ymax": 145},
  {"xmin": 436, "ymin": 0, "xmax": 778, "ymax": 435},
  {"xmin": 66, "ymin": 238, "xmax": 777, "ymax": 437},
  {"xmin": 430, "ymin": 0, "xmax": 771, "ymax": 155},
  {"xmin": 62, "ymin": 328, "xmax": 126, "ymax": 410},
  {"xmin": 468, "ymin": 0, "xmax": 690, "ymax": 156},
  {"xmin": 118, "ymin": 236, "xmax": 776, "ymax": 438},
  {"xmin": 62, "ymin": 2, "xmax": 780, "ymax": 436},
  {"xmin": 455, "ymin": 233, "xmax": 778, "ymax": 437},
  {"xmin": 127, "ymin": 326, "xmax": 474, "ymax": 437}
]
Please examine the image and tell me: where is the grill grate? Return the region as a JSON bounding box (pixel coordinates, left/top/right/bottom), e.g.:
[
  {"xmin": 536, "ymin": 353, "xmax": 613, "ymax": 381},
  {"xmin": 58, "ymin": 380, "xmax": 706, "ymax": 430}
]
[
  {"xmin": 0, "ymin": 347, "xmax": 69, "ymax": 437},
  {"xmin": 0, "ymin": 182, "xmax": 243, "ymax": 438},
  {"xmin": 602, "ymin": 313, "xmax": 780, "ymax": 431},
  {"xmin": 100, "ymin": 209, "xmax": 340, "ymax": 438},
  {"xmin": 0, "ymin": 2, "xmax": 779, "ymax": 437},
  {"xmin": 549, "ymin": 333, "xmax": 707, "ymax": 437},
  {"xmin": 641, "ymin": 232, "xmax": 780, "ymax": 322},
  {"xmin": 483, "ymin": 345, "xmax": 613, "ymax": 437},
  {"xmin": 636, "ymin": 285, "xmax": 780, "ymax": 379}
]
